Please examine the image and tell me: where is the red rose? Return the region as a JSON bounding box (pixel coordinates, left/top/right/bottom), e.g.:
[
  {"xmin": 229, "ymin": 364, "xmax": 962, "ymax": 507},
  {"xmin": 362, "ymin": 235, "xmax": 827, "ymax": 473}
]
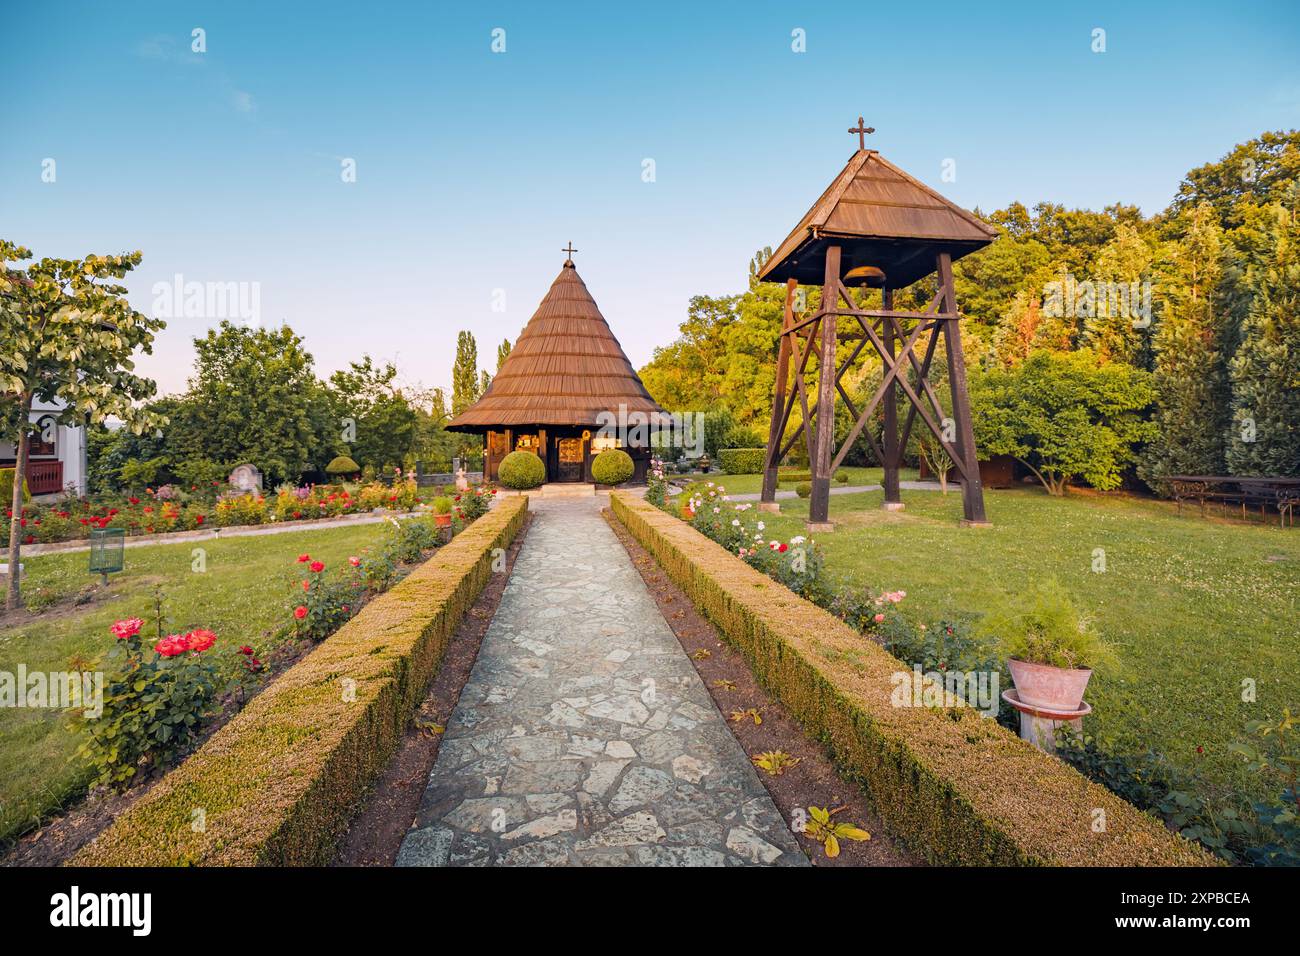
[
  {"xmin": 302, "ymin": 579, "xmax": 311, "ymax": 591},
  {"xmin": 294, "ymin": 606, "xmax": 308, "ymax": 619},
  {"xmin": 310, "ymin": 561, "xmax": 324, "ymax": 573},
  {"xmin": 239, "ymin": 645, "xmax": 254, "ymax": 656},
  {"xmin": 348, "ymin": 556, "xmax": 360, "ymax": 567},
  {"xmin": 297, "ymin": 554, "xmax": 311, "ymax": 563},
  {"xmin": 186, "ymin": 629, "xmax": 217, "ymax": 652},
  {"xmin": 129, "ymin": 497, "xmax": 140, "ymax": 505},
  {"xmin": 155, "ymin": 633, "xmax": 191, "ymax": 657},
  {"xmin": 110, "ymin": 617, "xmax": 145, "ymax": 640},
  {"xmin": 195, "ymin": 515, "xmax": 205, "ymax": 525}
]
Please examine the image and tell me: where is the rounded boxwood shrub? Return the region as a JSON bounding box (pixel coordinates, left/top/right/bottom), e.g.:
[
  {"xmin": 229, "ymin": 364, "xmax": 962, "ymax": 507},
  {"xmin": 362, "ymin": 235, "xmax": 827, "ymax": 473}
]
[
  {"xmin": 592, "ymin": 449, "xmax": 634, "ymax": 486},
  {"xmin": 326, "ymin": 455, "xmax": 360, "ymax": 477},
  {"xmin": 498, "ymin": 450, "xmax": 546, "ymax": 490},
  {"xmin": 834, "ymin": 470, "xmax": 849, "ymax": 484},
  {"xmin": 795, "ymin": 480, "xmax": 813, "ymax": 498}
]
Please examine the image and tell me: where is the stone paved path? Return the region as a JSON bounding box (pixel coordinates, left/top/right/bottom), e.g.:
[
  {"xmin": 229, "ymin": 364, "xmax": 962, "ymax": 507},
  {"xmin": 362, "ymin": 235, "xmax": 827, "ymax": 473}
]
[{"xmin": 397, "ymin": 496, "xmax": 808, "ymax": 867}]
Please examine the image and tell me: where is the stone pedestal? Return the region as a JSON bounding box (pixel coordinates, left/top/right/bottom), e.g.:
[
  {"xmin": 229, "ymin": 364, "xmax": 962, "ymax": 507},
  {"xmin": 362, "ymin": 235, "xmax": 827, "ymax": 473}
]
[
  {"xmin": 805, "ymin": 521, "xmax": 834, "ymax": 533},
  {"xmin": 882, "ymin": 501, "xmax": 905, "ymax": 512},
  {"xmin": 757, "ymin": 502, "xmax": 781, "ymax": 514},
  {"xmin": 1002, "ymin": 689, "xmax": 1090, "ymax": 753},
  {"xmin": 959, "ymin": 519, "xmax": 993, "ymax": 528}
]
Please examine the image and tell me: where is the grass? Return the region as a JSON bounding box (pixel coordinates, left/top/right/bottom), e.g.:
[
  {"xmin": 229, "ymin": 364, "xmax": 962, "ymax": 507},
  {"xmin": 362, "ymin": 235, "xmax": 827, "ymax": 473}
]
[
  {"xmin": 0, "ymin": 521, "xmax": 390, "ymax": 844},
  {"xmin": 695, "ymin": 466, "xmax": 908, "ymax": 497},
  {"xmin": 754, "ymin": 485, "xmax": 1299, "ymax": 805}
]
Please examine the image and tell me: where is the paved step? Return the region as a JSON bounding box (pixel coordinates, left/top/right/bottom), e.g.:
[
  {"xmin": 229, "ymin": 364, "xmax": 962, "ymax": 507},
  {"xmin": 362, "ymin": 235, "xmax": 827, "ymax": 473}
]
[{"xmin": 539, "ymin": 482, "xmax": 596, "ymax": 498}]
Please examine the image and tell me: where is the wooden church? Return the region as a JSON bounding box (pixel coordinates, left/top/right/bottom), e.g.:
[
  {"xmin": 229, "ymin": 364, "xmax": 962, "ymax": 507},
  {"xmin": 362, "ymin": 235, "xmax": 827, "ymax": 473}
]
[{"xmin": 447, "ymin": 249, "xmax": 665, "ymax": 485}]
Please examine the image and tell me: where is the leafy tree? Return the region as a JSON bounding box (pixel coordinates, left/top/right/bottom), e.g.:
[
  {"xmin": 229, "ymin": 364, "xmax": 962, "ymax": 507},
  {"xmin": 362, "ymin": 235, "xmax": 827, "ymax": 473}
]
[
  {"xmin": 327, "ymin": 355, "xmax": 418, "ymax": 470},
  {"xmin": 972, "ymin": 350, "xmax": 1157, "ymax": 495},
  {"xmin": 1141, "ymin": 203, "xmax": 1230, "ymax": 488},
  {"xmin": 1226, "ymin": 205, "xmax": 1300, "ymax": 476},
  {"xmin": 170, "ymin": 321, "xmax": 334, "ymax": 486},
  {"xmin": 451, "ymin": 331, "xmax": 480, "ymax": 416},
  {"xmin": 496, "ymin": 337, "xmax": 512, "ymax": 371},
  {"xmin": 1169, "ymin": 131, "xmax": 1300, "ymax": 231},
  {"xmin": 0, "ymin": 243, "xmax": 165, "ymax": 608}
]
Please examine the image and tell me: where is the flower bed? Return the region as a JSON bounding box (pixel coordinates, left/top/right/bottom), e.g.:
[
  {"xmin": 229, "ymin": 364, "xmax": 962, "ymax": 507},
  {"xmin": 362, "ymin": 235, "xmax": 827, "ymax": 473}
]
[
  {"xmin": 73, "ymin": 496, "xmax": 528, "ymax": 866},
  {"xmin": 1, "ymin": 479, "xmax": 469, "ymax": 549},
  {"xmin": 609, "ymin": 492, "xmax": 1213, "ymax": 866}
]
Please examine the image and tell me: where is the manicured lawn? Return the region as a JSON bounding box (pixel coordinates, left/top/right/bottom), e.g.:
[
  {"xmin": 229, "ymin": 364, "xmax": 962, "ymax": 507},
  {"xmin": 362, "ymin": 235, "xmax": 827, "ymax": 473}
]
[
  {"xmin": 696, "ymin": 466, "xmax": 912, "ymax": 497},
  {"xmin": 756, "ymin": 485, "xmax": 1299, "ymax": 805},
  {"xmin": 0, "ymin": 522, "xmax": 390, "ymax": 843}
]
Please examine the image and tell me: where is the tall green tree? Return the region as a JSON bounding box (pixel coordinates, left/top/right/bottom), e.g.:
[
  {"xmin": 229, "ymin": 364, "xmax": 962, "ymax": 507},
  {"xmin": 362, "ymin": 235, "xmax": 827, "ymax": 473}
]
[
  {"xmin": 1141, "ymin": 203, "xmax": 1229, "ymax": 488},
  {"xmin": 496, "ymin": 337, "xmax": 512, "ymax": 371},
  {"xmin": 170, "ymin": 321, "xmax": 334, "ymax": 486},
  {"xmin": 0, "ymin": 243, "xmax": 165, "ymax": 608},
  {"xmin": 327, "ymin": 355, "xmax": 418, "ymax": 470},
  {"xmin": 1226, "ymin": 205, "xmax": 1300, "ymax": 476},
  {"xmin": 451, "ymin": 331, "xmax": 480, "ymax": 416}
]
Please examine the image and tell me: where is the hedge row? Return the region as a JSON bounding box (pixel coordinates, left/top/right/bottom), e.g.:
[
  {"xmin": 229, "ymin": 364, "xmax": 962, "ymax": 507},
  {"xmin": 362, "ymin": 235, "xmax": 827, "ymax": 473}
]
[
  {"xmin": 609, "ymin": 493, "xmax": 1214, "ymax": 866},
  {"xmin": 718, "ymin": 448, "xmax": 766, "ymax": 474},
  {"xmin": 74, "ymin": 496, "xmax": 529, "ymax": 866}
]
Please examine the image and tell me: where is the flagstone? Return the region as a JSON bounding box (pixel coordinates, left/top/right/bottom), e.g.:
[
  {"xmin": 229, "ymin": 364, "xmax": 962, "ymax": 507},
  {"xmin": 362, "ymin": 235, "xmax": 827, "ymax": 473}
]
[{"xmin": 397, "ymin": 497, "xmax": 807, "ymax": 868}]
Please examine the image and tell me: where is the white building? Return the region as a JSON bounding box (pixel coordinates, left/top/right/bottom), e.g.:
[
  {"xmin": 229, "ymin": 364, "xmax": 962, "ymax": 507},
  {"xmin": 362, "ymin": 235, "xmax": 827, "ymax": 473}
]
[{"xmin": 0, "ymin": 397, "xmax": 88, "ymax": 498}]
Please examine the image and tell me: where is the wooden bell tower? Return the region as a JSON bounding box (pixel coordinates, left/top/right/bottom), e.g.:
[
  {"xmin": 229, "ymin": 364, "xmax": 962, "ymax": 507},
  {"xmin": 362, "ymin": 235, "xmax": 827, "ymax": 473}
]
[{"xmin": 757, "ymin": 120, "xmax": 997, "ymax": 528}]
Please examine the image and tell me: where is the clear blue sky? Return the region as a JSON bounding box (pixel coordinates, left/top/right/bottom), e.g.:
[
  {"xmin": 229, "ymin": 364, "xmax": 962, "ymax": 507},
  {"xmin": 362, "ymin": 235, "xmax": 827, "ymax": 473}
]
[{"xmin": 3, "ymin": 1, "xmax": 1298, "ymax": 397}]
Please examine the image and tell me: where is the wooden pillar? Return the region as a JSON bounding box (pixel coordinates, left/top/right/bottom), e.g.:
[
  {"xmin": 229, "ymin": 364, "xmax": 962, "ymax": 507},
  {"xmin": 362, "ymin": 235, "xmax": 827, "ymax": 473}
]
[
  {"xmin": 937, "ymin": 252, "xmax": 988, "ymax": 526},
  {"xmin": 881, "ymin": 285, "xmax": 903, "ymax": 510},
  {"xmin": 808, "ymin": 245, "xmax": 841, "ymax": 529},
  {"xmin": 760, "ymin": 279, "xmax": 798, "ymax": 512}
]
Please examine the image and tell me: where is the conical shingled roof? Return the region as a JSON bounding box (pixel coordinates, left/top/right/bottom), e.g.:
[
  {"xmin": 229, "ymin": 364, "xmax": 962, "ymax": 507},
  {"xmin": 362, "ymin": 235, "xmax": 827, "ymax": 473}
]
[
  {"xmin": 758, "ymin": 148, "xmax": 997, "ymax": 289},
  {"xmin": 447, "ymin": 260, "xmax": 665, "ymax": 431}
]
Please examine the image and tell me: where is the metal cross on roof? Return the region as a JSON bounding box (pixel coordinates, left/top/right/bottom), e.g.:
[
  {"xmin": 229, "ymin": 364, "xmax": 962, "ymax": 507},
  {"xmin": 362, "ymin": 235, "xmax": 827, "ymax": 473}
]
[
  {"xmin": 848, "ymin": 116, "xmax": 875, "ymax": 150},
  {"xmin": 562, "ymin": 242, "xmax": 578, "ymax": 260}
]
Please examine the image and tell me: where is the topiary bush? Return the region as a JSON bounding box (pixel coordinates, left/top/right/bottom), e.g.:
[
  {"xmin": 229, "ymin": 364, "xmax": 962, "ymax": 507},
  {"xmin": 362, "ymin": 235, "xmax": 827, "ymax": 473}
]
[
  {"xmin": 718, "ymin": 448, "xmax": 766, "ymax": 474},
  {"xmin": 834, "ymin": 470, "xmax": 849, "ymax": 484},
  {"xmin": 795, "ymin": 481, "xmax": 812, "ymax": 498},
  {"xmin": 497, "ymin": 450, "xmax": 546, "ymax": 490},
  {"xmin": 592, "ymin": 449, "xmax": 634, "ymax": 486},
  {"xmin": 325, "ymin": 455, "xmax": 360, "ymax": 477}
]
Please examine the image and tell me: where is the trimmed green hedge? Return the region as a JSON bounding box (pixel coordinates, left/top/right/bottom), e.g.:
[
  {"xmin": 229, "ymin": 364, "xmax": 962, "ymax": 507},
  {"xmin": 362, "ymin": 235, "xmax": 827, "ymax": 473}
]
[
  {"xmin": 609, "ymin": 493, "xmax": 1214, "ymax": 867},
  {"xmin": 718, "ymin": 448, "xmax": 766, "ymax": 474},
  {"xmin": 498, "ymin": 450, "xmax": 546, "ymax": 489},
  {"xmin": 74, "ymin": 497, "xmax": 529, "ymax": 866}
]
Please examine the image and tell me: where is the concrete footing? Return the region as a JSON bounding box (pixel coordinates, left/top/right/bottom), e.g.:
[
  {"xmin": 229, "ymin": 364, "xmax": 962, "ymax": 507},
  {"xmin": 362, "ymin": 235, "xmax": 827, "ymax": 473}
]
[
  {"xmin": 805, "ymin": 521, "xmax": 834, "ymax": 533},
  {"xmin": 757, "ymin": 501, "xmax": 781, "ymax": 514},
  {"xmin": 882, "ymin": 501, "xmax": 905, "ymax": 512}
]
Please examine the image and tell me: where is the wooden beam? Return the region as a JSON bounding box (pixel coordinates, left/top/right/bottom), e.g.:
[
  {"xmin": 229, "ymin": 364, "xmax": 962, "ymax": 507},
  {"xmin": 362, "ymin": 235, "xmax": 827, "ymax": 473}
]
[
  {"xmin": 760, "ymin": 279, "xmax": 798, "ymax": 504},
  {"xmin": 881, "ymin": 286, "xmax": 901, "ymax": 506},
  {"xmin": 809, "ymin": 246, "xmax": 841, "ymax": 525},
  {"xmin": 937, "ymin": 251, "xmax": 988, "ymax": 524}
]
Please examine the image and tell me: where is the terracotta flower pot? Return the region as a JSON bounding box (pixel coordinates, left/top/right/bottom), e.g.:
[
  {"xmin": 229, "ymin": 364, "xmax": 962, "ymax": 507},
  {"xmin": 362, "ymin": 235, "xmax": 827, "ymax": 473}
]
[
  {"xmin": 1007, "ymin": 658, "xmax": 1092, "ymax": 711},
  {"xmin": 433, "ymin": 513, "xmax": 452, "ymax": 528}
]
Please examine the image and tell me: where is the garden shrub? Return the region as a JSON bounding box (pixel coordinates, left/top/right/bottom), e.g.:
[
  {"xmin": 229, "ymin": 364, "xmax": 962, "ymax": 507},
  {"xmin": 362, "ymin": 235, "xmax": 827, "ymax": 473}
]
[
  {"xmin": 608, "ymin": 493, "xmax": 1213, "ymax": 867},
  {"xmin": 214, "ymin": 492, "xmax": 268, "ymax": 527},
  {"xmin": 497, "ymin": 450, "xmax": 546, "ymax": 489},
  {"xmin": 325, "ymin": 455, "xmax": 360, "ymax": 477},
  {"xmin": 75, "ymin": 497, "xmax": 529, "ymax": 866},
  {"xmin": 718, "ymin": 448, "xmax": 766, "ymax": 474},
  {"xmin": 0, "ymin": 468, "xmax": 31, "ymax": 507},
  {"xmin": 77, "ymin": 617, "xmax": 221, "ymax": 790},
  {"xmin": 834, "ymin": 470, "xmax": 849, "ymax": 483},
  {"xmin": 591, "ymin": 449, "xmax": 634, "ymax": 485},
  {"xmin": 795, "ymin": 480, "xmax": 812, "ymax": 498}
]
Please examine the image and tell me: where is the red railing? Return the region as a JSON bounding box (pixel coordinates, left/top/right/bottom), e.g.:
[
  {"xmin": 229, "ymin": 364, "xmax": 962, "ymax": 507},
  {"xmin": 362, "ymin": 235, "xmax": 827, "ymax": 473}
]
[{"xmin": 25, "ymin": 460, "xmax": 64, "ymax": 495}]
